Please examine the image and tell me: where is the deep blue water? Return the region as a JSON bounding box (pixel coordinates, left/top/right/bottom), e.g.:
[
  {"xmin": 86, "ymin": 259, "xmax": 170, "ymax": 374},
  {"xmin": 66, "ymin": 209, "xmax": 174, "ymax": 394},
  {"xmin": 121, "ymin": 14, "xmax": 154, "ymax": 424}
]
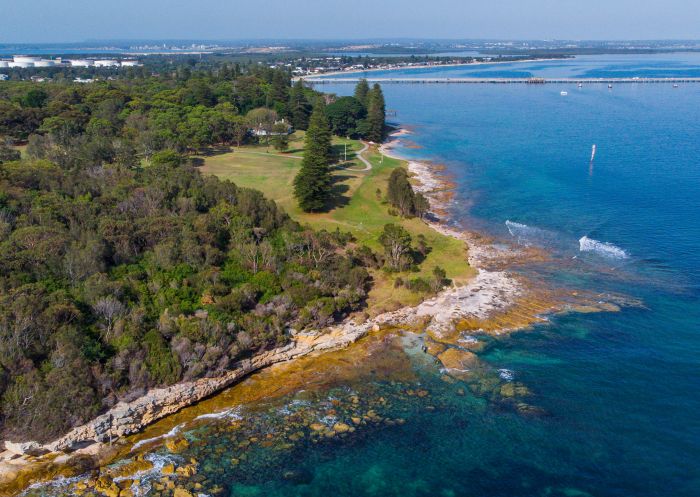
[
  {"xmin": 314, "ymin": 55, "xmax": 700, "ymax": 496},
  {"xmin": 25, "ymin": 54, "xmax": 700, "ymax": 497}
]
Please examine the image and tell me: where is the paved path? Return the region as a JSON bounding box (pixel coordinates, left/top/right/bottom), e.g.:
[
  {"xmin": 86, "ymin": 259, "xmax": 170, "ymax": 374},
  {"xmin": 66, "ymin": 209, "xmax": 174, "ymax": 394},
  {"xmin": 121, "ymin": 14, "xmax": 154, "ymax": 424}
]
[
  {"xmin": 336, "ymin": 142, "xmax": 372, "ymax": 172},
  {"xmin": 354, "ymin": 142, "xmax": 372, "ymax": 171}
]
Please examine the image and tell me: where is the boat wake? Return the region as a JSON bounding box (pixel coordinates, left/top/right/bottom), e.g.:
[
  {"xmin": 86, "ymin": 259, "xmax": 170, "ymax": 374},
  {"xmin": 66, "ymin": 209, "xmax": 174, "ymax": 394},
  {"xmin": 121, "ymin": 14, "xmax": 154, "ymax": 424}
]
[{"xmin": 579, "ymin": 236, "xmax": 628, "ymax": 260}]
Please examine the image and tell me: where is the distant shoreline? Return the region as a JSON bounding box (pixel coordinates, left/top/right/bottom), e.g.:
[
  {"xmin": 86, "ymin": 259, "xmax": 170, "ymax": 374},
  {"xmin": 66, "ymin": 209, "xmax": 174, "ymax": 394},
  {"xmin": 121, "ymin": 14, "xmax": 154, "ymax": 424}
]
[{"xmin": 296, "ymin": 57, "xmax": 565, "ymax": 80}]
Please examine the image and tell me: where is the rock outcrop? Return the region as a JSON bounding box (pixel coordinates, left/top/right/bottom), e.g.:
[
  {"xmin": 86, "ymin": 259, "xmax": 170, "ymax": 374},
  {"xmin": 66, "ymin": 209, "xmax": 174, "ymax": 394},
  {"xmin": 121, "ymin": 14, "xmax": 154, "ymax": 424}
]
[
  {"xmin": 2, "ymin": 262, "xmax": 525, "ymax": 458},
  {"xmin": 39, "ymin": 323, "xmax": 375, "ymax": 453}
]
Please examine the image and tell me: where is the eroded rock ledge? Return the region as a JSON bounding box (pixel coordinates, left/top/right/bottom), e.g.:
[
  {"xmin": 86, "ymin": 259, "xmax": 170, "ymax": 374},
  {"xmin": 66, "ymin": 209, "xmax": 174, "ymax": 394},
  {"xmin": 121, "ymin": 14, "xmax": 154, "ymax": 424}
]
[{"xmin": 1, "ymin": 265, "xmax": 522, "ymax": 462}]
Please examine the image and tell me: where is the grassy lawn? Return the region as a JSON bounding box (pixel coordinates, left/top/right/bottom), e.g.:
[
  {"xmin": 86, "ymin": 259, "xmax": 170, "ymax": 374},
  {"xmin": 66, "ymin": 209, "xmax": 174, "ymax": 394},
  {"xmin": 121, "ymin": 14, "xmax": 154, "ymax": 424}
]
[{"xmin": 199, "ymin": 136, "xmax": 476, "ymax": 315}]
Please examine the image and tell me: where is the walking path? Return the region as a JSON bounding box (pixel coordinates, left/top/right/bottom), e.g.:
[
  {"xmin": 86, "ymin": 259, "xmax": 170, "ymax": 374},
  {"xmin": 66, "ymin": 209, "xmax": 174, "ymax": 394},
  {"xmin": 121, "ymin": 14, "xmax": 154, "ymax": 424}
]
[{"xmin": 337, "ymin": 142, "xmax": 372, "ymax": 172}]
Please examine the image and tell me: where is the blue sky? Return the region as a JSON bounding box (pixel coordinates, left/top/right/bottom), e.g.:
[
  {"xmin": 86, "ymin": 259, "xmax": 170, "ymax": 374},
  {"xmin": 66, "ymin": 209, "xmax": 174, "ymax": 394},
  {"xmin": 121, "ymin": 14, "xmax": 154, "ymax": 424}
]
[{"xmin": 1, "ymin": 0, "xmax": 698, "ymax": 43}]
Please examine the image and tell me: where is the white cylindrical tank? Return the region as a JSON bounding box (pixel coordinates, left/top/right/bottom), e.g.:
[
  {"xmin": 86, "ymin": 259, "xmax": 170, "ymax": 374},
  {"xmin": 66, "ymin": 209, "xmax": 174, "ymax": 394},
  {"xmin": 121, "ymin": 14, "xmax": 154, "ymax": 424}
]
[
  {"xmin": 70, "ymin": 59, "xmax": 94, "ymax": 67},
  {"xmin": 0, "ymin": 61, "xmax": 9, "ymax": 68},
  {"xmin": 13, "ymin": 55, "xmax": 41, "ymax": 64},
  {"xmin": 34, "ymin": 60, "xmax": 56, "ymax": 67},
  {"xmin": 9, "ymin": 62, "xmax": 34, "ymax": 68},
  {"xmin": 95, "ymin": 60, "xmax": 119, "ymax": 67},
  {"xmin": 120, "ymin": 60, "xmax": 139, "ymax": 67}
]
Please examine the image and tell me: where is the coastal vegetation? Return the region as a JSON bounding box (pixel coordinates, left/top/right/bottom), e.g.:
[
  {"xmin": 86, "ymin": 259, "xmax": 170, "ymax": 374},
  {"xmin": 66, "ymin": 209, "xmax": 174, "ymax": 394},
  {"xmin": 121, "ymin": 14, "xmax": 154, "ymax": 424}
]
[
  {"xmin": 200, "ymin": 134, "xmax": 474, "ymax": 315},
  {"xmin": 0, "ymin": 68, "xmax": 374, "ymax": 443},
  {"xmin": 0, "ymin": 66, "xmax": 467, "ymax": 447}
]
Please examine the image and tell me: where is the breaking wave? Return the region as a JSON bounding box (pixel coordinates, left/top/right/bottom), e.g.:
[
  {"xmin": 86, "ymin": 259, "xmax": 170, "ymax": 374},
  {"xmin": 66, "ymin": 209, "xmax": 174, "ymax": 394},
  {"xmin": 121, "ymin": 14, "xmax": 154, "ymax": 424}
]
[
  {"xmin": 194, "ymin": 406, "xmax": 242, "ymax": 421},
  {"xmin": 114, "ymin": 453, "xmax": 180, "ymax": 497},
  {"xmin": 505, "ymin": 220, "xmax": 553, "ymax": 246},
  {"xmin": 578, "ymin": 236, "xmax": 628, "ymax": 259},
  {"xmin": 498, "ymin": 369, "xmax": 515, "ymax": 381},
  {"xmin": 131, "ymin": 423, "xmax": 183, "ymax": 451}
]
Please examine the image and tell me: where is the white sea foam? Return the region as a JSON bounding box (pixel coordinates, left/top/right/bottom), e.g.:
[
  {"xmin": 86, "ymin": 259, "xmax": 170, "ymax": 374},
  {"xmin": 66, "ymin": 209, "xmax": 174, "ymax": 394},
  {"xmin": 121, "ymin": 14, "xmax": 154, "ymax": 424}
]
[
  {"xmin": 458, "ymin": 335, "xmax": 479, "ymax": 344},
  {"xmin": 505, "ymin": 220, "xmax": 529, "ymax": 237},
  {"xmin": 194, "ymin": 406, "xmax": 242, "ymax": 421},
  {"xmin": 114, "ymin": 453, "xmax": 180, "ymax": 497},
  {"xmin": 131, "ymin": 423, "xmax": 183, "ymax": 451},
  {"xmin": 578, "ymin": 236, "xmax": 628, "ymax": 259},
  {"xmin": 23, "ymin": 475, "xmax": 85, "ymax": 494},
  {"xmin": 505, "ymin": 220, "xmax": 551, "ymax": 246},
  {"xmin": 498, "ymin": 369, "xmax": 515, "ymax": 381}
]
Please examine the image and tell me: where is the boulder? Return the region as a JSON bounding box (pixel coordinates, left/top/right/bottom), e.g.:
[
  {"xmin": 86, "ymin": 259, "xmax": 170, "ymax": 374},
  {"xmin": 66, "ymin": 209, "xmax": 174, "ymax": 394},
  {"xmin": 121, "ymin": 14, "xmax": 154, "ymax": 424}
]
[
  {"xmin": 437, "ymin": 348, "xmax": 480, "ymax": 380},
  {"xmin": 4, "ymin": 441, "xmax": 48, "ymax": 457},
  {"xmin": 174, "ymin": 488, "xmax": 195, "ymax": 497},
  {"xmin": 332, "ymin": 422, "xmax": 351, "ymax": 434},
  {"xmin": 164, "ymin": 437, "xmax": 189, "ymax": 453}
]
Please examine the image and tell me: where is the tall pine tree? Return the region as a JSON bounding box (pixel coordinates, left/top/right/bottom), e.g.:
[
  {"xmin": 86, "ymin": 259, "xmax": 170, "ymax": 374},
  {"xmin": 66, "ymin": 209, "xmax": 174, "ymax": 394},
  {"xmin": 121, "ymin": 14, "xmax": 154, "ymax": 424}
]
[
  {"xmin": 366, "ymin": 83, "xmax": 386, "ymax": 143},
  {"xmin": 270, "ymin": 70, "xmax": 290, "ymax": 117},
  {"xmin": 354, "ymin": 78, "xmax": 370, "ymax": 108},
  {"xmin": 293, "ymin": 104, "xmax": 333, "ymax": 212},
  {"xmin": 289, "ymin": 80, "xmax": 312, "ymax": 130}
]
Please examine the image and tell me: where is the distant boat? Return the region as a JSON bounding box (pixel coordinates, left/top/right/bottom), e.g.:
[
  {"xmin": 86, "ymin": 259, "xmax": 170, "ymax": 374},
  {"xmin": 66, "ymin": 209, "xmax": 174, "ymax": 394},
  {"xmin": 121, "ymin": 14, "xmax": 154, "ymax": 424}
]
[
  {"xmin": 673, "ymin": 84, "xmax": 679, "ymax": 88},
  {"xmin": 608, "ymin": 84, "xmax": 613, "ymax": 89},
  {"xmin": 590, "ymin": 144, "xmax": 597, "ymax": 162},
  {"xmin": 578, "ymin": 83, "xmax": 583, "ymax": 88},
  {"xmin": 560, "ymin": 91, "xmax": 568, "ymax": 96}
]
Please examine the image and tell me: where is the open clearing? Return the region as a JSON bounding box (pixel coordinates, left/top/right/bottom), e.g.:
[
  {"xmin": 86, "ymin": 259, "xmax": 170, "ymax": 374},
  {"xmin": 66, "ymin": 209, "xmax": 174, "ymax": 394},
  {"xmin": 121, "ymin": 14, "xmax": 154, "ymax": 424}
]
[{"xmin": 199, "ymin": 134, "xmax": 476, "ymax": 315}]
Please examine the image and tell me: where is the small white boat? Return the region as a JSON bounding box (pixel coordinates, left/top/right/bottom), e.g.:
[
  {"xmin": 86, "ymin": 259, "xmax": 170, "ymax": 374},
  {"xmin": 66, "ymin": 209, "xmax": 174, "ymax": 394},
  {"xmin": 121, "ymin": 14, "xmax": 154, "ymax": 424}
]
[
  {"xmin": 590, "ymin": 144, "xmax": 597, "ymax": 162},
  {"xmin": 608, "ymin": 84, "xmax": 613, "ymax": 89},
  {"xmin": 560, "ymin": 91, "xmax": 568, "ymax": 96},
  {"xmin": 673, "ymin": 84, "xmax": 679, "ymax": 88},
  {"xmin": 578, "ymin": 83, "xmax": 583, "ymax": 88}
]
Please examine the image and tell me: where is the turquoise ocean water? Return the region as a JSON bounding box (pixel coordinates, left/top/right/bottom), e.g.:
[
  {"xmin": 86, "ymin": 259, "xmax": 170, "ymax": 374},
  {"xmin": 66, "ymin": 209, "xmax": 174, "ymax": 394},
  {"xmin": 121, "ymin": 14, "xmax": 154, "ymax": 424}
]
[
  {"xmin": 314, "ymin": 55, "xmax": 700, "ymax": 496},
  {"xmin": 25, "ymin": 54, "xmax": 700, "ymax": 497}
]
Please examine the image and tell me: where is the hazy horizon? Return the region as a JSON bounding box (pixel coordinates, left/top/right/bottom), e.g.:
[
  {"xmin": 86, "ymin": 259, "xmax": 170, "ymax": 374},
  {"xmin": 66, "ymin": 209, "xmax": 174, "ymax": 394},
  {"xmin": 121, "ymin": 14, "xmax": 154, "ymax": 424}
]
[{"xmin": 2, "ymin": 0, "xmax": 699, "ymax": 44}]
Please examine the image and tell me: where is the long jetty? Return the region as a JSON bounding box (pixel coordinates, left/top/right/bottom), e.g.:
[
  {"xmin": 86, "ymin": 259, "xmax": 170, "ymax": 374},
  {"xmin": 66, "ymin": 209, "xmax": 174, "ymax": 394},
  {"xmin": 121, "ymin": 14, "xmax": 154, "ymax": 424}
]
[{"xmin": 304, "ymin": 77, "xmax": 700, "ymax": 85}]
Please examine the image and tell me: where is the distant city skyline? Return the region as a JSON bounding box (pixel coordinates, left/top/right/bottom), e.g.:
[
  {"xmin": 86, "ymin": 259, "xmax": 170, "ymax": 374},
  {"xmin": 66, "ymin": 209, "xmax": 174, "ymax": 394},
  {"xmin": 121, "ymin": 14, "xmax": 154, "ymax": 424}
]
[{"xmin": 2, "ymin": 0, "xmax": 699, "ymax": 43}]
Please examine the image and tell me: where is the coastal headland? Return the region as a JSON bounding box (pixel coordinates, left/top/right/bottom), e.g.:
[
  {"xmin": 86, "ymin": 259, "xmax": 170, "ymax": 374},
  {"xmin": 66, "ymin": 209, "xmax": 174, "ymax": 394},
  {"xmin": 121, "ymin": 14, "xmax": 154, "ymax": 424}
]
[{"xmin": 0, "ymin": 129, "xmax": 629, "ymax": 497}]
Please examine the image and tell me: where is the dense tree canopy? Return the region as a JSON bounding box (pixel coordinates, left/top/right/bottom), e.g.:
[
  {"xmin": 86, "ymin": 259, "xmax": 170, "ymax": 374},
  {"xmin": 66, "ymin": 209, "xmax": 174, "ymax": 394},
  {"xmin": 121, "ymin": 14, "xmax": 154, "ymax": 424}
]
[
  {"xmin": 0, "ymin": 70, "xmax": 379, "ymax": 443},
  {"xmin": 0, "ymin": 69, "xmax": 393, "ymax": 443},
  {"xmin": 387, "ymin": 167, "xmax": 430, "ymax": 218}
]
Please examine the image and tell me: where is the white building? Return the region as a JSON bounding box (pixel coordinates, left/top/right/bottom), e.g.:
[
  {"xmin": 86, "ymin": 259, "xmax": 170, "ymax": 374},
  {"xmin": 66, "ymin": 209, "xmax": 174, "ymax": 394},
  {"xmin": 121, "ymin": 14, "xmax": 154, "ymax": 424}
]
[{"xmin": 120, "ymin": 60, "xmax": 140, "ymax": 67}]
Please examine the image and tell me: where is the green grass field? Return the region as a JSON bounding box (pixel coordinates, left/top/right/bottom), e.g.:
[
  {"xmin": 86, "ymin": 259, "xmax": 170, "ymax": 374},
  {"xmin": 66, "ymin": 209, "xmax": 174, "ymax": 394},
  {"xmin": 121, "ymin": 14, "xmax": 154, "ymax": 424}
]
[{"xmin": 199, "ymin": 135, "xmax": 475, "ymax": 315}]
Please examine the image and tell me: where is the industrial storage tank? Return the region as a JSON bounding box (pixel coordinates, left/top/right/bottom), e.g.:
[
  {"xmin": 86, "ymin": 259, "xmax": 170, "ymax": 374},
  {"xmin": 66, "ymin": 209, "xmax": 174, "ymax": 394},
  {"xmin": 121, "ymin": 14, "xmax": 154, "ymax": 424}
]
[
  {"xmin": 95, "ymin": 60, "xmax": 119, "ymax": 67},
  {"xmin": 0, "ymin": 61, "xmax": 9, "ymax": 68},
  {"xmin": 33, "ymin": 60, "xmax": 56, "ymax": 67},
  {"xmin": 13, "ymin": 55, "xmax": 41, "ymax": 64},
  {"xmin": 9, "ymin": 62, "xmax": 34, "ymax": 68},
  {"xmin": 120, "ymin": 60, "xmax": 139, "ymax": 67},
  {"xmin": 69, "ymin": 59, "xmax": 94, "ymax": 67}
]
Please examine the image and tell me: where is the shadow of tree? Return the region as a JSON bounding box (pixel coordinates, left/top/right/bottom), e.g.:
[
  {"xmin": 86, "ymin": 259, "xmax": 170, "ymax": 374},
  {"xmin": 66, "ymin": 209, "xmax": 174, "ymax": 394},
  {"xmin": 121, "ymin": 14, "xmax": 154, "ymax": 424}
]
[
  {"xmin": 197, "ymin": 146, "xmax": 234, "ymax": 157},
  {"xmin": 322, "ymin": 174, "xmax": 353, "ymax": 211}
]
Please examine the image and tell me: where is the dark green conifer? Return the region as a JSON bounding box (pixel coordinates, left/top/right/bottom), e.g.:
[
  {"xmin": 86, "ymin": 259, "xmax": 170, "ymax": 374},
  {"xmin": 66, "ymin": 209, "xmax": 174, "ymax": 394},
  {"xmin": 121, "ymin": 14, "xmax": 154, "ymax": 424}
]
[
  {"xmin": 366, "ymin": 83, "xmax": 386, "ymax": 143},
  {"xmin": 289, "ymin": 80, "xmax": 312, "ymax": 130},
  {"xmin": 354, "ymin": 78, "xmax": 370, "ymax": 108},
  {"xmin": 293, "ymin": 104, "xmax": 333, "ymax": 212}
]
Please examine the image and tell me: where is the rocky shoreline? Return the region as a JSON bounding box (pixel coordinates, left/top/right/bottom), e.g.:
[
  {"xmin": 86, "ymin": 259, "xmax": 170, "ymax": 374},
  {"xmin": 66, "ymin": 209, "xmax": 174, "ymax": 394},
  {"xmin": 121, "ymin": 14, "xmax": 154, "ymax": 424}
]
[{"xmin": 0, "ymin": 129, "xmax": 544, "ymax": 494}]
